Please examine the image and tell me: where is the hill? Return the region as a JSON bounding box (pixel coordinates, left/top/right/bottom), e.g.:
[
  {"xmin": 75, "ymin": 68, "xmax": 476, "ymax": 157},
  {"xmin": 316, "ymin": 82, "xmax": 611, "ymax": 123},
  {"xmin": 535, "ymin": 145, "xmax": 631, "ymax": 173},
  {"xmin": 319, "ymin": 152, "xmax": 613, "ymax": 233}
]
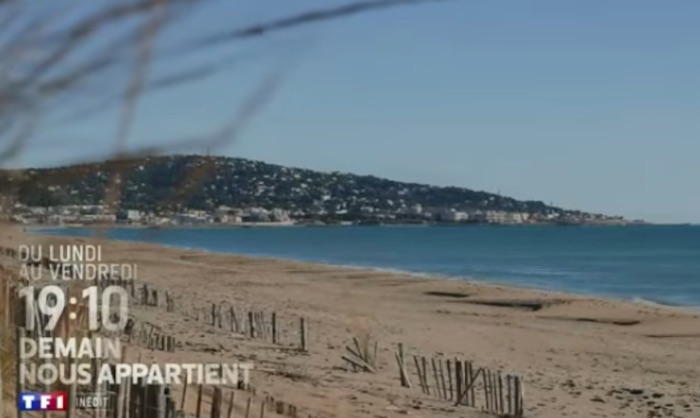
[{"xmin": 0, "ymin": 155, "xmax": 615, "ymax": 224}]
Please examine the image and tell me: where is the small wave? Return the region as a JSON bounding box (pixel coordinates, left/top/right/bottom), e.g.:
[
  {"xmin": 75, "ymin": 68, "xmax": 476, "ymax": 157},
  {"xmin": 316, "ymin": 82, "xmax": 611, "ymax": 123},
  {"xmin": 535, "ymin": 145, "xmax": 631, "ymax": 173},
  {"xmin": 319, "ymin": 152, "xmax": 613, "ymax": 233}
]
[
  {"xmin": 329, "ymin": 263, "xmax": 450, "ymax": 280},
  {"xmin": 631, "ymin": 296, "xmax": 697, "ymax": 309}
]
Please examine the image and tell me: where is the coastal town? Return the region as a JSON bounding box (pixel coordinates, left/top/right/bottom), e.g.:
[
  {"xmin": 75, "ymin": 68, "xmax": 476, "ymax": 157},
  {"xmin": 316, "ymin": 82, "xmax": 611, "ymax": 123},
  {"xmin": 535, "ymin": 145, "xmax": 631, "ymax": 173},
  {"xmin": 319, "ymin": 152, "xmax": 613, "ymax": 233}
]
[
  {"xmin": 2, "ymin": 202, "xmax": 634, "ymax": 227},
  {"xmin": 0, "ymin": 155, "xmax": 640, "ymax": 227}
]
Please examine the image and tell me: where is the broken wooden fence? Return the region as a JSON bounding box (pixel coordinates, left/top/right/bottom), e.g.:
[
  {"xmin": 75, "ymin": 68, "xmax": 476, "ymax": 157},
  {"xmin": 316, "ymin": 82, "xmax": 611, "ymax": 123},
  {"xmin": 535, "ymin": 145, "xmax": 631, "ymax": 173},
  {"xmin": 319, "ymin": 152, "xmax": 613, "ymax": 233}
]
[
  {"xmin": 194, "ymin": 302, "xmax": 308, "ymax": 352},
  {"xmin": 342, "ymin": 336, "xmax": 377, "ymax": 373},
  {"xmin": 185, "ymin": 385, "xmax": 323, "ymax": 418},
  {"xmin": 395, "ymin": 346, "xmax": 524, "ymax": 418}
]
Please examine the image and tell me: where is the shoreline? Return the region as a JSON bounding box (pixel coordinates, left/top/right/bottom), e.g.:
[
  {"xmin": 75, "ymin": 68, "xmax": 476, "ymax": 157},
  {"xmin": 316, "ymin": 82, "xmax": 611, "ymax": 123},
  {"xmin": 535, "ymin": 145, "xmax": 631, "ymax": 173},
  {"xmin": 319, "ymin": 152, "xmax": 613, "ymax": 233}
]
[
  {"xmin": 15, "ymin": 225, "xmax": 700, "ymax": 318},
  {"xmin": 28, "ymin": 225, "xmax": 700, "ymax": 314},
  {"xmin": 21, "ymin": 218, "xmax": 658, "ymax": 231}
]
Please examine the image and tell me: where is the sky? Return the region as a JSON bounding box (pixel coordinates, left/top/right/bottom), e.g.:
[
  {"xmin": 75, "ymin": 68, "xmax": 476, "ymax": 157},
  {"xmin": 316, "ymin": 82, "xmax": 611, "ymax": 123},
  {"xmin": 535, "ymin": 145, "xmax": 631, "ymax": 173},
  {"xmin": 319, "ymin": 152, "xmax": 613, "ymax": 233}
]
[{"xmin": 8, "ymin": 0, "xmax": 700, "ymax": 223}]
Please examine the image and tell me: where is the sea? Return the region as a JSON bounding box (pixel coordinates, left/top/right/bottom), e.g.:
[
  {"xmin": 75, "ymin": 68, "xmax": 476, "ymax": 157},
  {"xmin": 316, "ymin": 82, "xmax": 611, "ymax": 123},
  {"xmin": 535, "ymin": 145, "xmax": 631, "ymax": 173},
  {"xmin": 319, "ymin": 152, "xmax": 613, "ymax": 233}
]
[{"xmin": 37, "ymin": 225, "xmax": 700, "ymax": 308}]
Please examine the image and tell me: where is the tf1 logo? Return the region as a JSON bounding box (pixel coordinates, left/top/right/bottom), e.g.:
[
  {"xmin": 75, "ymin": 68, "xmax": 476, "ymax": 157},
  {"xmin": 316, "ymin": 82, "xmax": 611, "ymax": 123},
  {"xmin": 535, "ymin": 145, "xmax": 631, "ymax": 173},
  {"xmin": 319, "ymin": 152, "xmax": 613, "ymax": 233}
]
[{"xmin": 18, "ymin": 392, "xmax": 68, "ymax": 411}]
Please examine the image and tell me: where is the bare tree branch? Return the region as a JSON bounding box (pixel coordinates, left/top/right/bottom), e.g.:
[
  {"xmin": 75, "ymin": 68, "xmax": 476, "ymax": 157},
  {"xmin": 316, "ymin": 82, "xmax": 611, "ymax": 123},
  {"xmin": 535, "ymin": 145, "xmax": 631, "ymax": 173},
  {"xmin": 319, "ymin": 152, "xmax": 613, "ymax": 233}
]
[
  {"xmin": 1, "ymin": 0, "xmax": 459, "ymax": 218},
  {"xmin": 102, "ymin": 0, "xmax": 168, "ymax": 217},
  {"xmin": 182, "ymin": 0, "xmax": 452, "ymax": 51}
]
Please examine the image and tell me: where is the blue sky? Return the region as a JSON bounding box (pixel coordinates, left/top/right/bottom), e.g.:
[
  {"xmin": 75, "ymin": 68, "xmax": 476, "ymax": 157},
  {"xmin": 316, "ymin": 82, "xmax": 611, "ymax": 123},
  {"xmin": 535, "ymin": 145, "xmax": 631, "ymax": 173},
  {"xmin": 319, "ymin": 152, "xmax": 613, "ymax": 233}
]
[{"xmin": 13, "ymin": 0, "xmax": 700, "ymax": 223}]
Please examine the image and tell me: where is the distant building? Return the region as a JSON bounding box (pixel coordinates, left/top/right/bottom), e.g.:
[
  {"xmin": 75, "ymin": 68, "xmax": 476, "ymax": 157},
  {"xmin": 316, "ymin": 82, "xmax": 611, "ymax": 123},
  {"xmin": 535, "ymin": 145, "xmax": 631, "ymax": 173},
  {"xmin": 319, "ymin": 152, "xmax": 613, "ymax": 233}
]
[
  {"xmin": 126, "ymin": 210, "xmax": 142, "ymax": 222},
  {"xmin": 82, "ymin": 214, "xmax": 117, "ymax": 223},
  {"xmin": 176, "ymin": 213, "xmax": 212, "ymax": 225},
  {"xmin": 0, "ymin": 196, "xmax": 13, "ymax": 214},
  {"xmin": 269, "ymin": 208, "xmax": 290, "ymax": 222},
  {"xmin": 485, "ymin": 211, "xmax": 509, "ymax": 224},
  {"xmin": 217, "ymin": 214, "xmax": 242, "ymax": 224},
  {"xmin": 440, "ymin": 209, "xmax": 468, "ymax": 222},
  {"xmin": 510, "ymin": 212, "xmax": 530, "ymax": 223}
]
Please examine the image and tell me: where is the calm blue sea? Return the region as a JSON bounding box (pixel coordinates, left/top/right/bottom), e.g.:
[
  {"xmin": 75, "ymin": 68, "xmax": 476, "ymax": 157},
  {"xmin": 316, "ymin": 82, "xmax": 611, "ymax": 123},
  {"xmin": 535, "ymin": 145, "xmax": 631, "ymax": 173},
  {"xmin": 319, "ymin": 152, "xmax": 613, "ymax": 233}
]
[{"xmin": 37, "ymin": 225, "xmax": 700, "ymax": 307}]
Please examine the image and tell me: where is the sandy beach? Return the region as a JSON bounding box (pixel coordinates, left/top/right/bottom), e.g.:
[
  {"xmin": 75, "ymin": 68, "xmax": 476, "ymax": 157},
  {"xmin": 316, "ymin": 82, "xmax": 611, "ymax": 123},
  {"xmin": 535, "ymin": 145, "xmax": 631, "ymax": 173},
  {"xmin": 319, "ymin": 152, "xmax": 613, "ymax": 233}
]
[{"xmin": 2, "ymin": 224, "xmax": 700, "ymax": 418}]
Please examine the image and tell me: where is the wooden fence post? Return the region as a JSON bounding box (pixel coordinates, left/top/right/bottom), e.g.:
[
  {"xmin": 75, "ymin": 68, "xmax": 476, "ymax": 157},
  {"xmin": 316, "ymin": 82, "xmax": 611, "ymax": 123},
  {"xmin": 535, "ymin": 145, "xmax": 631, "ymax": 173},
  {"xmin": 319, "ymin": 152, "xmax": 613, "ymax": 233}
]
[
  {"xmin": 439, "ymin": 359, "xmax": 447, "ymax": 399},
  {"xmin": 394, "ymin": 344, "xmax": 411, "ymax": 389},
  {"xmin": 228, "ymin": 306, "xmax": 239, "ymax": 332},
  {"xmin": 257, "ymin": 312, "xmax": 265, "ymax": 339},
  {"xmin": 167, "ymin": 398, "xmax": 176, "ymax": 418},
  {"xmin": 122, "ymin": 377, "xmax": 131, "ymax": 418},
  {"xmin": 299, "ymin": 318, "xmax": 307, "ymax": 352},
  {"xmin": 490, "ymin": 371, "xmax": 496, "ymax": 413},
  {"xmin": 180, "ymin": 377, "xmax": 188, "ymax": 410},
  {"xmin": 515, "ymin": 375, "xmax": 524, "ymax": 418},
  {"xmin": 421, "ymin": 357, "xmax": 429, "ymax": 395},
  {"xmin": 158, "ymin": 384, "xmax": 167, "ymax": 418},
  {"xmin": 413, "ymin": 356, "xmax": 426, "ymax": 394},
  {"xmin": 506, "ymin": 375, "xmax": 512, "ymax": 416},
  {"xmin": 108, "ymin": 365, "xmax": 121, "ymax": 418},
  {"xmin": 430, "ymin": 358, "xmax": 441, "ymax": 399},
  {"xmin": 465, "ymin": 361, "xmax": 473, "ymax": 406},
  {"xmin": 16, "ymin": 327, "xmax": 26, "ymax": 418},
  {"xmin": 446, "ymin": 360, "xmax": 453, "ymax": 400},
  {"xmin": 128, "ymin": 380, "xmax": 141, "ymax": 418},
  {"xmin": 244, "ymin": 397, "xmax": 252, "ymax": 418},
  {"xmin": 66, "ymin": 361, "xmax": 77, "ymax": 418},
  {"xmin": 271, "ymin": 313, "xmax": 277, "ymax": 344},
  {"xmin": 226, "ymin": 392, "xmax": 235, "ymax": 418},
  {"xmin": 397, "ymin": 343, "xmax": 409, "ymax": 388},
  {"xmin": 498, "ymin": 372, "xmax": 504, "ymax": 415},
  {"xmin": 512, "ymin": 374, "xmax": 517, "ymax": 417},
  {"xmin": 3, "ymin": 279, "xmax": 9, "ymax": 329},
  {"xmin": 195, "ymin": 385, "xmax": 203, "ymax": 418},
  {"xmin": 143, "ymin": 384, "xmax": 154, "ymax": 418},
  {"xmin": 494, "ymin": 371, "xmax": 501, "ymax": 414},
  {"xmin": 211, "ymin": 387, "xmax": 222, "ymax": 418},
  {"xmin": 483, "ymin": 369, "xmax": 490, "ymax": 411},
  {"xmin": 454, "ymin": 360, "xmax": 462, "ymax": 406},
  {"xmin": 253, "ymin": 313, "xmax": 259, "ymax": 338},
  {"xmin": 0, "ymin": 338, "xmax": 3, "ymax": 418}
]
